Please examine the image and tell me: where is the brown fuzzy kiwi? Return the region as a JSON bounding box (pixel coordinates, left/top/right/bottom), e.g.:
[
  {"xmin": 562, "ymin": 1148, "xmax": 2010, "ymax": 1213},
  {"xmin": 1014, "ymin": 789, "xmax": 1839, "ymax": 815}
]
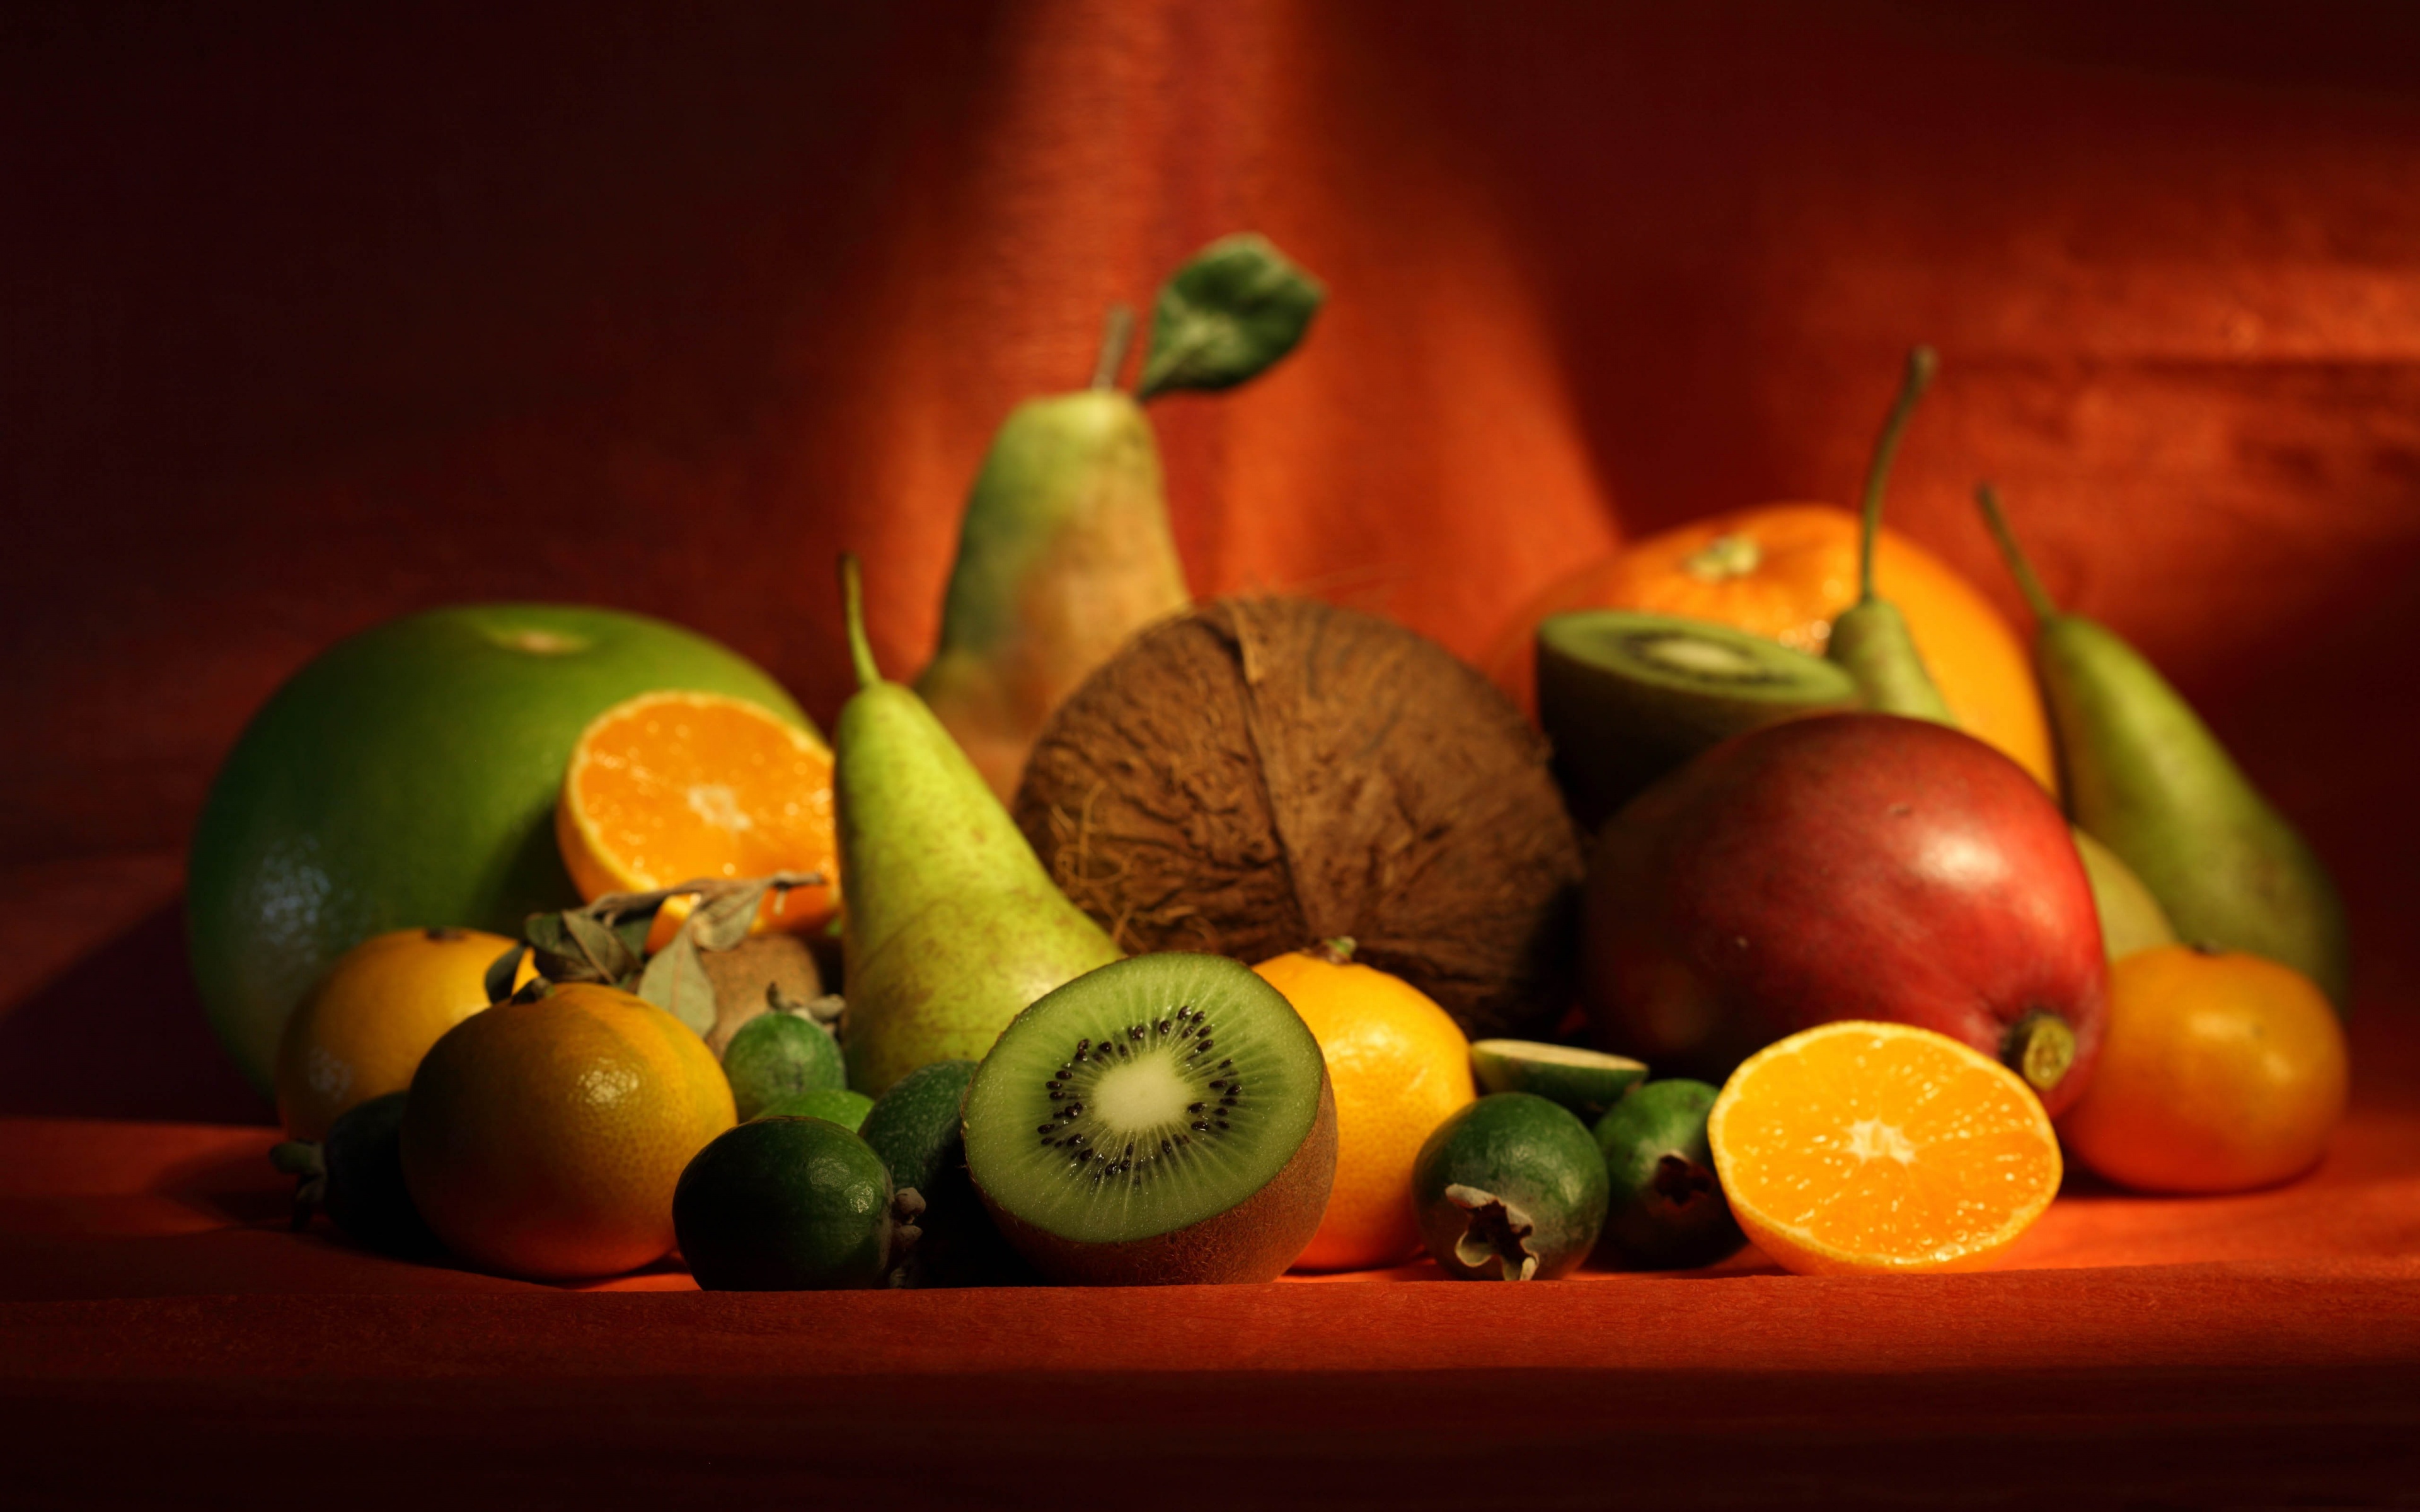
[
  {"xmin": 1013, "ymin": 597, "xmax": 1584, "ymax": 1038},
  {"xmin": 700, "ymin": 932, "xmax": 823, "ymax": 1057},
  {"xmin": 979, "ymin": 1075, "xmax": 1339, "ymax": 1286}
]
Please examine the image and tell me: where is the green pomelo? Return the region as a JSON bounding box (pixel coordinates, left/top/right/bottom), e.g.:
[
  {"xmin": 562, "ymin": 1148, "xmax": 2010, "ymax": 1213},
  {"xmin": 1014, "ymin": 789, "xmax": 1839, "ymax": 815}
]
[
  {"xmin": 188, "ymin": 604, "xmax": 807, "ymax": 1094},
  {"xmin": 672, "ymin": 1116, "xmax": 906, "ymax": 1290},
  {"xmin": 722, "ymin": 1011, "xmax": 846, "ymax": 1121},
  {"xmin": 1469, "ymin": 1039, "xmax": 1647, "ymax": 1123},
  {"xmin": 1593, "ymin": 1079, "xmax": 1745, "ymax": 1271},
  {"xmin": 964, "ymin": 953, "xmax": 1337, "ymax": 1285},
  {"xmin": 756, "ymin": 1087, "xmax": 873, "ymax": 1133},
  {"xmin": 1412, "ymin": 1092, "xmax": 1610, "ymax": 1281}
]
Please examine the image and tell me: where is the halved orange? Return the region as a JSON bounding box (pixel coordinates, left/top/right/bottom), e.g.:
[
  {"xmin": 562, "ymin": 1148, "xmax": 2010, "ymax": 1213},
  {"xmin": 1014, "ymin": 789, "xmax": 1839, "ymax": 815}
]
[
  {"xmin": 556, "ymin": 690, "xmax": 840, "ymax": 948},
  {"xmin": 1707, "ymin": 1021, "xmax": 2061, "ymax": 1275}
]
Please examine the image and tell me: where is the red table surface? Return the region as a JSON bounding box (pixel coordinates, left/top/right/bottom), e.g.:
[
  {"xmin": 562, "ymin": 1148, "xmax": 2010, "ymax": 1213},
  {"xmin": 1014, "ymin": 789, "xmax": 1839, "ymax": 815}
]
[{"xmin": 8, "ymin": 2, "xmax": 2420, "ymax": 1506}]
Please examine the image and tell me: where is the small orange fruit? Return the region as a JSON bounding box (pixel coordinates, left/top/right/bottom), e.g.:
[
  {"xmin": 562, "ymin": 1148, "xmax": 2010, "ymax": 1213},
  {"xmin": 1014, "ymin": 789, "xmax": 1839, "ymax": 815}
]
[
  {"xmin": 1481, "ymin": 504, "xmax": 2055, "ymax": 790},
  {"xmin": 401, "ymin": 982, "xmax": 736, "ymax": 1280},
  {"xmin": 1253, "ymin": 939, "xmax": 1477, "ymax": 1271},
  {"xmin": 556, "ymin": 690, "xmax": 840, "ymax": 948},
  {"xmin": 2058, "ymin": 946, "xmax": 2347, "ymax": 1194},
  {"xmin": 1707, "ymin": 1020, "xmax": 2062, "ymax": 1275},
  {"xmin": 273, "ymin": 926, "xmax": 534, "ymax": 1142}
]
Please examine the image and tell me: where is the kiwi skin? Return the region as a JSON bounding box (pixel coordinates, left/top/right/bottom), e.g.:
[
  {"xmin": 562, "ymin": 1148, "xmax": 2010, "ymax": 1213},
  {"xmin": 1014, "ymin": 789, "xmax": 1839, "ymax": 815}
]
[{"xmin": 977, "ymin": 1072, "xmax": 1339, "ymax": 1286}]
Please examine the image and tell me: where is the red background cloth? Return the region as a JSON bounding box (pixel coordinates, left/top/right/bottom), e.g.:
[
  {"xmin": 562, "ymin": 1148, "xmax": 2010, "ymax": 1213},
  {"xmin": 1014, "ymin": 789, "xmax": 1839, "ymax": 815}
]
[{"xmin": 3, "ymin": 2, "xmax": 2417, "ymax": 1504}]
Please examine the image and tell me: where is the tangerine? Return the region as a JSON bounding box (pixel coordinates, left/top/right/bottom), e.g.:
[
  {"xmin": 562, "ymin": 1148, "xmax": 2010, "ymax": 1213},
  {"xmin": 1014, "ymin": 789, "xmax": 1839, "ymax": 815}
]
[
  {"xmin": 557, "ymin": 690, "xmax": 841, "ymax": 949},
  {"xmin": 1707, "ymin": 1020, "xmax": 2063, "ymax": 1275},
  {"xmin": 401, "ymin": 982, "xmax": 736, "ymax": 1280},
  {"xmin": 2057, "ymin": 946, "xmax": 2347, "ymax": 1193},
  {"xmin": 273, "ymin": 925, "xmax": 534, "ymax": 1141},
  {"xmin": 1480, "ymin": 504, "xmax": 2054, "ymax": 789},
  {"xmin": 1253, "ymin": 940, "xmax": 1476, "ymax": 1271}
]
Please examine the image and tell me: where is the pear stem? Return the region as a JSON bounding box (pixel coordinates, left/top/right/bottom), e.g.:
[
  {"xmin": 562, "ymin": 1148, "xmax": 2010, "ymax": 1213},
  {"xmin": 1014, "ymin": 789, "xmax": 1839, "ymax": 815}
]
[
  {"xmin": 1973, "ymin": 483, "xmax": 2062, "ymax": 623},
  {"xmin": 1857, "ymin": 345, "xmax": 1937, "ymax": 604},
  {"xmin": 839, "ymin": 553, "xmax": 883, "ymax": 689},
  {"xmin": 1092, "ymin": 304, "xmax": 1137, "ymax": 391}
]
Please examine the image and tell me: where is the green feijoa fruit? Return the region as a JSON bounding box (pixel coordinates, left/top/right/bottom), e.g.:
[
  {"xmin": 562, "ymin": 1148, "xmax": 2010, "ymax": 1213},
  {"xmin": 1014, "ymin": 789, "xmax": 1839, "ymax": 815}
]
[
  {"xmin": 1412, "ymin": 1092, "xmax": 1609, "ymax": 1281},
  {"xmin": 1594, "ymin": 1079, "xmax": 1745, "ymax": 1271},
  {"xmin": 962, "ymin": 953, "xmax": 1337, "ymax": 1286},
  {"xmin": 1469, "ymin": 1040, "xmax": 1648, "ymax": 1123},
  {"xmin": 721, "ymin": 1010, "xmax": 846, "ymax": 1121},
  {"xmin": 756, "ymin": 1087, "xmax": 873, "ymax": 1132},
  {"xmin": 860, "ymin": 1059, "xmax": 1038, "ymax": 1288},
  {"xmin": 271, "ymin": 1090, "xmax": 446, "ymax": 1259},
  {"xmin": 673, "ymin": 1116, "xmax": 919, "ymax": 1290}
]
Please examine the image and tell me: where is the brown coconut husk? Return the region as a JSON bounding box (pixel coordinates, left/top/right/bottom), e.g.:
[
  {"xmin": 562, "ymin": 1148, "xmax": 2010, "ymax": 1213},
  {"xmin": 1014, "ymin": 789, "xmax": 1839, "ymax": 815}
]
[{"xmin": 1013, "ymin": 596, "xmax": 1584, "ymax": 1038}]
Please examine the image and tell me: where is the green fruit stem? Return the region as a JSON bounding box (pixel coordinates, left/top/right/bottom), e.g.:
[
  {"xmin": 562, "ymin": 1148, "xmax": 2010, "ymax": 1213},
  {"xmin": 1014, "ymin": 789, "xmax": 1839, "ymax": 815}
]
[
  {"xmin": 1311, "ymin": 937, "xmax": 1357, "ymax": 965},
  {"xmin": 839, "ymin": 553, "xmax": 884, "ymax": 689},
  {"xmin": 2002, "ymin": 1010, "xmax": 2077, "ymax": 1094},
  {"xmin": 1091, "ymin": 304, "xmax": 1136, "ymax": 391},
  {"xmin": 1974, "ymin": 483, "xmax": 2063, "ymax": 624},
  {"xmin": 1857, "ymin": 345, "xmax": 1938, "ymax": 604}
]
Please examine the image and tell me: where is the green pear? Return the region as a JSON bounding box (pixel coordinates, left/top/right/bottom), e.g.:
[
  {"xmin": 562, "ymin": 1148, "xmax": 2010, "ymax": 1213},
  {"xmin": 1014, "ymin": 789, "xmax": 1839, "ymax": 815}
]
[
  {"xmin": 915, "ymin": 378, "xmax": 1189, "ymax": 801},
  {"xmin": 1976, "ymin": 486, "xmax": 2349, "ymax": 1009},
  {"xmin": 2070, "ymin": 827, "xmax": 2177, "ymax": 960},
  {"xmin": 836, "ymin": 556, "xmax": 1123, "ymax": 1096},
  {"xmin": 916, "ymin": 235, "xmax": 1324, "ymax": 801},
  {"xmin": 1827, "ymin": 346, "xmax": 1956, "ymax": 723}
]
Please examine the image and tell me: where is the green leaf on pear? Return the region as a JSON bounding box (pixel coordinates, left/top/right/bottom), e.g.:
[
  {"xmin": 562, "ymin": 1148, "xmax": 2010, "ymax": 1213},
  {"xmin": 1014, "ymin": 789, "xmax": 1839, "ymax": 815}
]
[{"xmin": 1136, "ymin": 233, "xmax": 1324, "ymax": 401}]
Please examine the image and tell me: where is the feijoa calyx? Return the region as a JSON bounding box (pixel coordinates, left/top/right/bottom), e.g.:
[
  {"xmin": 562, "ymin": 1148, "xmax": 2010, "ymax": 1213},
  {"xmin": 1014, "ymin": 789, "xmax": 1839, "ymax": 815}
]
[
  {"xmin": 1412, "ymin": 1092, "xmax": 1609, "ymax": 1281},
  {"xmin": 270, "ymin": 1089, "xmax": 445, "ymax": 1259},
  {"xmin": 673, "ymin": 1115, "xmax": 922, "ymax": 1290},
  {"xmin": 962, "ymin": 953, "xmax": 1337, "ymax": 1285},
  {"xmin": 1594, "ymin": 1079, "xmax": 1745, "ymax": 1271}
]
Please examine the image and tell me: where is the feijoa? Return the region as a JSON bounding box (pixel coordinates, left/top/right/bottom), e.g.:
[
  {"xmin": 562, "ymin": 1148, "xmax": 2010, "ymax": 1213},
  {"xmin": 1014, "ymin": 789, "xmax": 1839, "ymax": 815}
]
[
  {"xmin": 672, "ymin": 1116, "xmax": 919, "ymax": 1290},
  {"xmin": 859, "ymin": 1059, "xmax": 1037, "ymax": 1287},
  {"xmin": 1468, "ymin": 1039, "xmax": 1647, "ymax": 1123},
  {"xmin": 755, "ymin": 1087, "xmax": 873, "ymax": 1132},
  {"xmin": 1411, "ymin": 1092, "xmax": 1609, "ymax": 1281},
  {"xmin": 271, "ymin": 1089, "xmax": 445, "ymax": 1259},
  {"xmin": 1594, "ymin": 1079, "xmax": 1745, "ymax": 1270},
  {"xmin": 721, "ymin": 1009, "xmax": 845, "ymax": 1121}
]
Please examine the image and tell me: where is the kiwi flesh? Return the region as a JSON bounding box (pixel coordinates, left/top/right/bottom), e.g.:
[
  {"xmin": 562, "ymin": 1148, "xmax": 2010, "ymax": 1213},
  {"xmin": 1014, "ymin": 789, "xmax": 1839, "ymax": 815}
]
[
  {"xmin": 963, "ymin": 953, "xmax": 1337, "ymax": 1285},
  {"xmin": 1536, "ymin": 609, "xmax": 1860, "ymax": 832},
  {"xmin": 1468, "ymin": 1039, "xmax": 1647, "ymax": 1123}
]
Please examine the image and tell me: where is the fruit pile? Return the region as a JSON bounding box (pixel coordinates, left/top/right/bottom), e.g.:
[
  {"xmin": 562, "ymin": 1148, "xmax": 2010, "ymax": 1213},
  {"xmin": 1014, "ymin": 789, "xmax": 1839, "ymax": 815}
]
[{"xmin": 217, "ymin": 250, "xmax": 2351, "ymax": 1291}]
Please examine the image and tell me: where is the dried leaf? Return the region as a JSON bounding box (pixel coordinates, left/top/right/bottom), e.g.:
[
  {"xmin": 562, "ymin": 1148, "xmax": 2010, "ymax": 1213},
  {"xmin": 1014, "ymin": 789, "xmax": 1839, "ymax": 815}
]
[
  {"xmin": 635, "ymin": 928, "xmax": 718, "ymax": 1038},
  {"xmin": 1137, "ymin": 234, "xmax": 1324, "ymax": 400},
  {"xmin": 689, "ymin": 878, "xmax": 772, "ymax": 953}
]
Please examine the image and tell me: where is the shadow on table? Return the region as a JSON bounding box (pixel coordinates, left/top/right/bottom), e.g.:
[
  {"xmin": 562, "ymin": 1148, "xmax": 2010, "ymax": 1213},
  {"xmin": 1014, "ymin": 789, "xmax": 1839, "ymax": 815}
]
[{"xmin": 0, "ymin": 898, "xmax": 273, "ymax": 1126}]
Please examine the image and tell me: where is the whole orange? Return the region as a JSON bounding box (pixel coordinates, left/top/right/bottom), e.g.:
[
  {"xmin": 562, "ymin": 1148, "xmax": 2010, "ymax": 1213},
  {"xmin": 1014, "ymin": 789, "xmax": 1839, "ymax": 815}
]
[
  {"xmin": 1252, "ymin": 941, "xmax": 1476, "ymax": 1271},
  {"xmin": 1480, "ymin": 503, "xmax": 2054, "ymax": 790},
  {"xmin": 2057, "ymin": 946, "xmax": 2348, "ymax": 1194},
  {"xmin": 401, "ymin": 982, "xmax": 736, "ymax": 1279},
  {"xmin": 274, "ymin": 925, "xmax": 533, "ymax": 1142}
]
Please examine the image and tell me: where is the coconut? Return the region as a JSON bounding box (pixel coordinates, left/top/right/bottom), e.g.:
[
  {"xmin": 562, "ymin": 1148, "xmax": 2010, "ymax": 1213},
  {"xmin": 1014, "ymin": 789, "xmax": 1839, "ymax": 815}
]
[{"xmin": 1012, "ymin": 596, "xmax": 1584, "ymax": 1038}]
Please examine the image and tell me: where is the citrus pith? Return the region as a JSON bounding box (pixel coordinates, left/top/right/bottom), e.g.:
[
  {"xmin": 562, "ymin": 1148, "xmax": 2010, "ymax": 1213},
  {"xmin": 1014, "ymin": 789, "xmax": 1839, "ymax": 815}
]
[
  {"xmin": 1253, "ymin": 942, "xmax": 1476, "ymax": 1272},
  {"xmin": 401, "ymin": 982, "xmax": 736, "ymax": 1280}
]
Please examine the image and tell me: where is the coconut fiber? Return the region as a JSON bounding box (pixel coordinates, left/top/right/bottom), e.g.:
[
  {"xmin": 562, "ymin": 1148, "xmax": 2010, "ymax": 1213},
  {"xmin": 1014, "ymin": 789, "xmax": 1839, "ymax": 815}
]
[{"xmin": 1013, "ymin": 597, "xmax": 1584, "ymax": 1038}]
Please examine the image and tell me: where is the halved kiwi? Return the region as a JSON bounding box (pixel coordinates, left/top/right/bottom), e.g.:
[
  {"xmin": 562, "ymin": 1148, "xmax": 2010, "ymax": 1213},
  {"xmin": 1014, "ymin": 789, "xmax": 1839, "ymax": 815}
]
[
  {"xmin": 962, "ymin": 953, "xmax": 1337, "ymax": 1285},
  {"xmin": 1536, "ymin": 609, "xmax": 1860, "ymax": 832}
]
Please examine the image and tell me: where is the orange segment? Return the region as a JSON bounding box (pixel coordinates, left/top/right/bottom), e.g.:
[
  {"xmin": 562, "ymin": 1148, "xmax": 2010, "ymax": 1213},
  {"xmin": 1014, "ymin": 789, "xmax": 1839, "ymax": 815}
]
[
  {"xmin": 556, "ymin": 690, "xmax": 840, "ymax": 946},
  {"xmin": 1707, "ymin": 1021, "xmax": 2062, "ymax": 1275}
]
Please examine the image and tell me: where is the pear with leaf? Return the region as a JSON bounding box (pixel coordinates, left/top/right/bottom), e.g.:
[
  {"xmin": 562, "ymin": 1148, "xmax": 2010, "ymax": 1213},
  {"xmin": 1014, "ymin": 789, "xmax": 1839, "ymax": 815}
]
[{"xmin": 916, "ymin": 233, "xmax": 1325, "ymax": 799}]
